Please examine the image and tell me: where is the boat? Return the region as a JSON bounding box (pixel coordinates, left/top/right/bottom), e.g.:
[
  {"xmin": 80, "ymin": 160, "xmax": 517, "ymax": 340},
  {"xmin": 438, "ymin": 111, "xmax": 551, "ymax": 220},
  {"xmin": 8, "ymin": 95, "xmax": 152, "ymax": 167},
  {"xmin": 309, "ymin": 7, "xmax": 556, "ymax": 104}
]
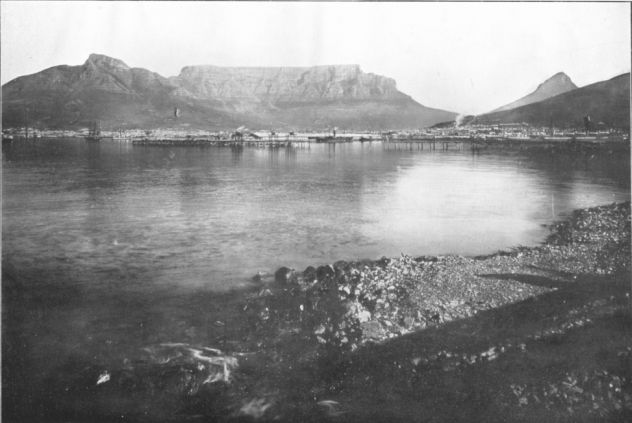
[{"xmin": 85, "ymin": 121, "xmax": 102, "ymax": 142}]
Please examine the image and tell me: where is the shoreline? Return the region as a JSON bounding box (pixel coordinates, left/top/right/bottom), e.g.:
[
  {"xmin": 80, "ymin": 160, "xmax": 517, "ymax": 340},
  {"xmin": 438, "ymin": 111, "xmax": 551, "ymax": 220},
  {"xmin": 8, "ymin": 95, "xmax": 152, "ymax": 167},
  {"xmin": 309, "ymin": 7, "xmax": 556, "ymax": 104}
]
[
  {"xmin": 255, "ymin": 201, "xmax": 630, "ymax": 347},
  {"xmin": 4, "ymin": 134, "xmax": 629, "ymax": 146},
  {"xmin": 231, "ymin": 201, "xmax": 631, "ymax": 421},
  {"xmin": 4, "ymin": 202, "xmax": 630, "ymax": 422}
]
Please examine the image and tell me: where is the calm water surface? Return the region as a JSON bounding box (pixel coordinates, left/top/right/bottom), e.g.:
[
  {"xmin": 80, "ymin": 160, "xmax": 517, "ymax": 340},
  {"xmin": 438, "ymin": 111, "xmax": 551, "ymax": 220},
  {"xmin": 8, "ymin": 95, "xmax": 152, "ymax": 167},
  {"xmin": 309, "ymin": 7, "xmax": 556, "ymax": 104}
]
[
  {"xmin": 2, "ymin": 139, "xmax": 630, "ymax": 421},
  {"xmin": 4, "ymin": 139, "xmax": 629, "ymax": 293}
]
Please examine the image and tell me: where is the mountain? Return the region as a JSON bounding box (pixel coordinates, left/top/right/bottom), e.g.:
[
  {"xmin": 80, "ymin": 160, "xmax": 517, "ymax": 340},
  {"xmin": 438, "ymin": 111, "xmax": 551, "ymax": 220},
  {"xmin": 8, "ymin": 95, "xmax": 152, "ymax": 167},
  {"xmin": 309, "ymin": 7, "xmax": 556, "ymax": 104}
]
[
  {"xmin": 1, "ymin": 54, "xmax": 456, "ymax": 130},
  {"xmin": 476, "ymin": 73, "xmax": 630, "ymax": 129},
  {"xmin": 491, "ymin": 72, "xmax": 578, "ymax": 113}
]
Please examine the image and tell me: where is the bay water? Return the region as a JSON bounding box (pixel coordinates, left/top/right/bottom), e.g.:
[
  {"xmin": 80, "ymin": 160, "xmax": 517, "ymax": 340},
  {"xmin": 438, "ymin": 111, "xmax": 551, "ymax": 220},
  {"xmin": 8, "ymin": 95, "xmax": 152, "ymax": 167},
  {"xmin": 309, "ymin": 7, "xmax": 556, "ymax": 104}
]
[{"xmin": 2, "ymin": 139, "xmax": 629, "ymax": 420}]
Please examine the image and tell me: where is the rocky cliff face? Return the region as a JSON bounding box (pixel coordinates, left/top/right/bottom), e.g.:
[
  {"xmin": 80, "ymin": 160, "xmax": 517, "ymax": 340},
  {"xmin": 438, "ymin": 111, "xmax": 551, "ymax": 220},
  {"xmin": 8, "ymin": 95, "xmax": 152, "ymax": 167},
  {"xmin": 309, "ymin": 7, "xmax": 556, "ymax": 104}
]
[
  {"xmin": 492, "ymin": 72, "xmax": 578, "ymax": 113},
  {"xmin": 172, "ymin": 64, "xmax": 405, "ymax": 104},
  {"xmin": 2, "ymin": 54, "xmax": 456, "ymax": 130}
]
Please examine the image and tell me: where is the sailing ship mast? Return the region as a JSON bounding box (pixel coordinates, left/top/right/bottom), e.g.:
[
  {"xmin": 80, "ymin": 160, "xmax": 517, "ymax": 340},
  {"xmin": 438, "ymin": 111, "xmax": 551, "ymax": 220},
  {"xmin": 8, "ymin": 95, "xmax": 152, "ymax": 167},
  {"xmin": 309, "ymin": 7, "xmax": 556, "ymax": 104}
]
[
  {"xmin": 24, "ymin": 107, "xmax": 29, "ymax": 140},
  {"xmin": 86, "ymin": 121, "xmax": 102, "ymax": 142}
]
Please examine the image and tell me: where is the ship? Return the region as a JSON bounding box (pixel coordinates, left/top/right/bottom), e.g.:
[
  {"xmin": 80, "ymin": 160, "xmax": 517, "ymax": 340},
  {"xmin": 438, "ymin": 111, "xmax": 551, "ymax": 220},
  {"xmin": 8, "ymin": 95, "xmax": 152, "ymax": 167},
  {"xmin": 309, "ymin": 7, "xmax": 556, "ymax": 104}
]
[{"xmin": 85, "ymin": 121, "xmax": 102, "ymax": 142}]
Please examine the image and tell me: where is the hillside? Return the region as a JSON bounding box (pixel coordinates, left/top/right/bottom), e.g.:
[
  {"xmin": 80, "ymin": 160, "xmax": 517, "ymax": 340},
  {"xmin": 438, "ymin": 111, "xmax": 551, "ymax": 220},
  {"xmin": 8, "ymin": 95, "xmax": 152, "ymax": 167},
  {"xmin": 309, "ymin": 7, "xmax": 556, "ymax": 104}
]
[
  {"xmin": 1, "ymin": 54, "xmax": 456, "ymax": 130},
  {"xmin": 477, "ymin": 73, "xmax": 630, "ymax": 129},
  {"xmin": 491, "ymin": 72, "xmax": 578, "ymax": 113}
]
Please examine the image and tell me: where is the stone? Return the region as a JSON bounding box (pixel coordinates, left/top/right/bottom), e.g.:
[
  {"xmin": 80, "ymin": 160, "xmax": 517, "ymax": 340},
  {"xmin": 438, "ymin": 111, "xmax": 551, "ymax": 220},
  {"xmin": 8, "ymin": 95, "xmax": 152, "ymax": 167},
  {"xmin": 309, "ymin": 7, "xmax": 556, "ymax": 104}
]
[
  {"xmin": 303, "ymin": 266, "xmax": 317, "ymax": 282},
  {"xmin": 339, "ymin": 285, "xmax": 351, "ymax": 296},
  {"xmin": 274, "ymin": 266, "xmax": 295, "ymax": 285},
  {"xmin": 377, "ymin": 256, "xmax": 392, "ymax": 268},
  {"xmin": 314, "ymin": 324, "xmax": 326, "ymax": 335},
  {"xmin": 333, "ymin": 260, "xmax": 349, "ymax": 278},
  {"xmin": 360, "ymin": 321, "xmax": 386, "ymax": 340},
  {"xmin": 316, "ymin": 264, "xmax": 335, "ymax": 281},
  {"xmin": 402, "ymin": 316, "xmax": 415, "ymax": 328},
  {"xmin": 357, "ymin": 310, "xmax": 372, "ymax": 323},
  {"xmin": 240, "ymin": 398, "xmax": 272, "ymax": 419}
]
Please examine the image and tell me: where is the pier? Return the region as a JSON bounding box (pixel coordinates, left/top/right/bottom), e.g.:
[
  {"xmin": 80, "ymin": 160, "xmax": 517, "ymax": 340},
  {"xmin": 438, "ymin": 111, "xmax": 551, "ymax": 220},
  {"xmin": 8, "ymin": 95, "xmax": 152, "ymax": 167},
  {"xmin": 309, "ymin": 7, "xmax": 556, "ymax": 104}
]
[
  {"xmin": 130, "ymin": 135, "xmax": 360, "ymax": 147},
  {"xmin": 102, "ymin": 131, "xmax": 629, "ymax": 153},
  {"xmin": 381, "ymin": 135, "xmax": 628, "ymax": 152},
  {"xmin": 132, "ymin": 138, "xmax": 311, "ymax": 148}
]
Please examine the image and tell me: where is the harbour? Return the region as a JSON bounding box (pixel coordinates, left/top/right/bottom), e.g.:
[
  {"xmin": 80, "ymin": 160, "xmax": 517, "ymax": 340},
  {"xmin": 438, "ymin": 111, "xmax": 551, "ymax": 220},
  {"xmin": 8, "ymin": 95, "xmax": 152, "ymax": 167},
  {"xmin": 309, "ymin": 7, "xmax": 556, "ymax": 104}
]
[
  {"xmin": 3, "ymin": 137, "xmax": 630, "ymax": 422},
  {"xmin": 2, "ymin": 2, "xmax": 630, "ymax": 421}
]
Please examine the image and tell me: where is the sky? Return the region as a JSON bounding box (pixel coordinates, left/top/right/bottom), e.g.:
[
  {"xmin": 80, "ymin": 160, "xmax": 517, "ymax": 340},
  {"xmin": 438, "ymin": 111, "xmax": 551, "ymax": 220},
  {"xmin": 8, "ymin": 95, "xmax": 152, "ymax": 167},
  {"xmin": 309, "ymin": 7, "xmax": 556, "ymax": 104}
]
[{"xmin": 1, "ymin": 1, "xmax": 630, "ymax": 115}]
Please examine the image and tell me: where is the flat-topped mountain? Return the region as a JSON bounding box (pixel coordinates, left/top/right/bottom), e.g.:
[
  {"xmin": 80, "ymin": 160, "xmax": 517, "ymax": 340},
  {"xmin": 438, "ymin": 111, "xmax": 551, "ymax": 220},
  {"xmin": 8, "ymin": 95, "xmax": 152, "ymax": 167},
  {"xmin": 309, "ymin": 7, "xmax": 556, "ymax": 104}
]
[
  {"xmin": 2, "ymin": 54, "xmax": 456, "ymax": 130},
  {"xmin": 477, "ymin": 73, "xmax": 630, "ymax": 129},
  {"xmin": 491, "ymin": 72, "xmax": 578, "ymax": 113},
  {"xmin": 172, "ymin": 64, "xmax": 406, "ymax": 104}
]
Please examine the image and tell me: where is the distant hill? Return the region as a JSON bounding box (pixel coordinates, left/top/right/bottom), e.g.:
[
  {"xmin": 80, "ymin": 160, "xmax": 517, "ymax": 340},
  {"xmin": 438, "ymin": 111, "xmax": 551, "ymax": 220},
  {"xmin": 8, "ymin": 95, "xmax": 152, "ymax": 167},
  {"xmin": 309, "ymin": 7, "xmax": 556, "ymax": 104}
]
[
  {"xmin": 491, "ymin": 72, "xmax": 578, "ymax": 113},
  {"xmin": 1, "ymin": 54, "xmax": 456, "ymax": 130},
  {"xmin": 476, "ymin": 73, "xmax": 630, "ymax": 129}
]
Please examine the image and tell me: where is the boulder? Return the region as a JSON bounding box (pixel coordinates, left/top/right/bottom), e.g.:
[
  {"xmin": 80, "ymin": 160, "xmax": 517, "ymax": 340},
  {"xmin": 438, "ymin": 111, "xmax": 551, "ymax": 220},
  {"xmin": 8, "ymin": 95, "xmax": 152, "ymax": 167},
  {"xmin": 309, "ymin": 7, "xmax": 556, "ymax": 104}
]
[
  {"xmin": 333, "ymin": 260, "xmax": 349, "ymax": 273},
  {"xmin": 316, "ymin": 264, "xmax": 335, "ymax": 281},
  {"xmin": 274, "ymin": 267, "xmax": 295, "ymax": 285},
  {"xmin": 376, "ymin": 256, "xmax": 392, "ymax": 268},
  {"xmin": 303, "ymin": 266, "xmax": 317, "ymax": 282}
]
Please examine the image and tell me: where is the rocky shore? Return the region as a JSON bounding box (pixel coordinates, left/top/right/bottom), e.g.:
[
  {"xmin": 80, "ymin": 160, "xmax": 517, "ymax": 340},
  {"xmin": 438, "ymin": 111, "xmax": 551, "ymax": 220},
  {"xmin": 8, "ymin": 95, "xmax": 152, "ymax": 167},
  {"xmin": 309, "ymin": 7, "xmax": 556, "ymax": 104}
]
[
  {"xmin": 247, "ymin": 202, "xmax": 629, "ymax": 350},
  {"xmin": 199, "ymin": 203, "xmax": 632, "ymax": 421},
  {"xmin": 24, "ymin": 202, "xmax": 630, "ymax": 422},
  {"xmin": 224, "ymin": 201, "xmax": 630, "ymax": 421}
]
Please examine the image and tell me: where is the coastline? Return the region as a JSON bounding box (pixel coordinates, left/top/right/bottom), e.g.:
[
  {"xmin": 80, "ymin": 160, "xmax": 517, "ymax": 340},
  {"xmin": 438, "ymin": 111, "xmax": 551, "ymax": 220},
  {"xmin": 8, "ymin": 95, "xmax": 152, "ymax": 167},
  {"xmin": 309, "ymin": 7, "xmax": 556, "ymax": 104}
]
[
  {"xmin": 4, "ymin": 202, "xmax": 630, "ymax": 422},
  {"xmin": 232, "ymin": 201, "xmax": 631, "ymax": 421},
  {"xmin": 248, "ymin": 202, "xmax": 630, "ymax": 350},
  {"xmin": 254, "ymin": 201, "xmax": 630, "ymax": 345}
]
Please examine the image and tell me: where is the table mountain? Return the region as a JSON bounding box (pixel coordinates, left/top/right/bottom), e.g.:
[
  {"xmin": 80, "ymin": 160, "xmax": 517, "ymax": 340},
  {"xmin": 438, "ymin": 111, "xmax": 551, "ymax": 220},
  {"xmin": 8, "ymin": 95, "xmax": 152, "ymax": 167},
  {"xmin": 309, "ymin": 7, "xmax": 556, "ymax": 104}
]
[{"xmin": 2, "ymin": 54, "xmax": 456, "ymax": 130}]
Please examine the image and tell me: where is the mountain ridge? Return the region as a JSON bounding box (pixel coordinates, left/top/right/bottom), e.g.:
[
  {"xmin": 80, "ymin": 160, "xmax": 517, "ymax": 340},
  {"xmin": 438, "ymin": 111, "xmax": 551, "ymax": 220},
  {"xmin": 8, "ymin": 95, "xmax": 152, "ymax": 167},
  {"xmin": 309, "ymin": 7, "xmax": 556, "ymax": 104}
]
[
  {"xmin": 477, "ymin": 72, "xmax": 630, "ymax": 128},
  {"xmin": 491, "ymin": 72, "xmax": 578, "ymax": 113},
  {"xmin": 2, "ymin": 53, "xmax": 456, "ymax": 130}
]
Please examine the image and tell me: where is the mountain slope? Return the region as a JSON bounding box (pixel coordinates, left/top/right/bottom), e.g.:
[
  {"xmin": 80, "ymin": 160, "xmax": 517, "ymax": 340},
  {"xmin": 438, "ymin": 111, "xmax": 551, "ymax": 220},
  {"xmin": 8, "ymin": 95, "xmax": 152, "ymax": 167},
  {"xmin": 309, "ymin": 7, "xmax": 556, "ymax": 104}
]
[
  {"xmin": 2, "ymin": 54, "xmax": 456, "ymax": 130},
  {"xmin": 491, "ymin": 72, "xmax": 578, "ymax": 113},
  {"xmin": 477, "ymin": 73, "xmax": 630, "ymax": 129}
]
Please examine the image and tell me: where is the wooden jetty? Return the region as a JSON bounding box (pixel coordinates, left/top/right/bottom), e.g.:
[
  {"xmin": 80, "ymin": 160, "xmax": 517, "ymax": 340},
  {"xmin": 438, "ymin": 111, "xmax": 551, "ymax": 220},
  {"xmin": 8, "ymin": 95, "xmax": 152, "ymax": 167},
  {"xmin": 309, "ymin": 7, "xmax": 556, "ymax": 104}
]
[
  {"xmin": 382, "ymin": 137, "xmax": 479, "ymax": 151},
  {"xmin": 131, "ymin": 134, "xmax": 360, "ymax": 147},
  {"xmin": 128, "ymin": 133, "xmax": 627, "ymax": 152},
  {"xmin": 132, "ymin": 137, "xmax": 313, "ymax": 148},
  {"xmin": 381, "ymin": 135, "xmax": 628, "ymax": 152}
]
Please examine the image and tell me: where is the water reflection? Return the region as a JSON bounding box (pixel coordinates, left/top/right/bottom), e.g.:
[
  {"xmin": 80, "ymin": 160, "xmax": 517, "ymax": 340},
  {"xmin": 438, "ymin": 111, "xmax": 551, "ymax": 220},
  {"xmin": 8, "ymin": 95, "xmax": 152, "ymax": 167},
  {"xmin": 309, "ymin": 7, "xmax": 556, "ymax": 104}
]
[
  {"xmin": 2, "ymin": 138, "xmax": 630, "ymax": 422},
  {"xmin": 2, "ymin": 140, "xmax": 629, "ymax": 293},
  {"xmin": 230, "ymin": 144, "xmax": 243, "ymax": 164}
]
